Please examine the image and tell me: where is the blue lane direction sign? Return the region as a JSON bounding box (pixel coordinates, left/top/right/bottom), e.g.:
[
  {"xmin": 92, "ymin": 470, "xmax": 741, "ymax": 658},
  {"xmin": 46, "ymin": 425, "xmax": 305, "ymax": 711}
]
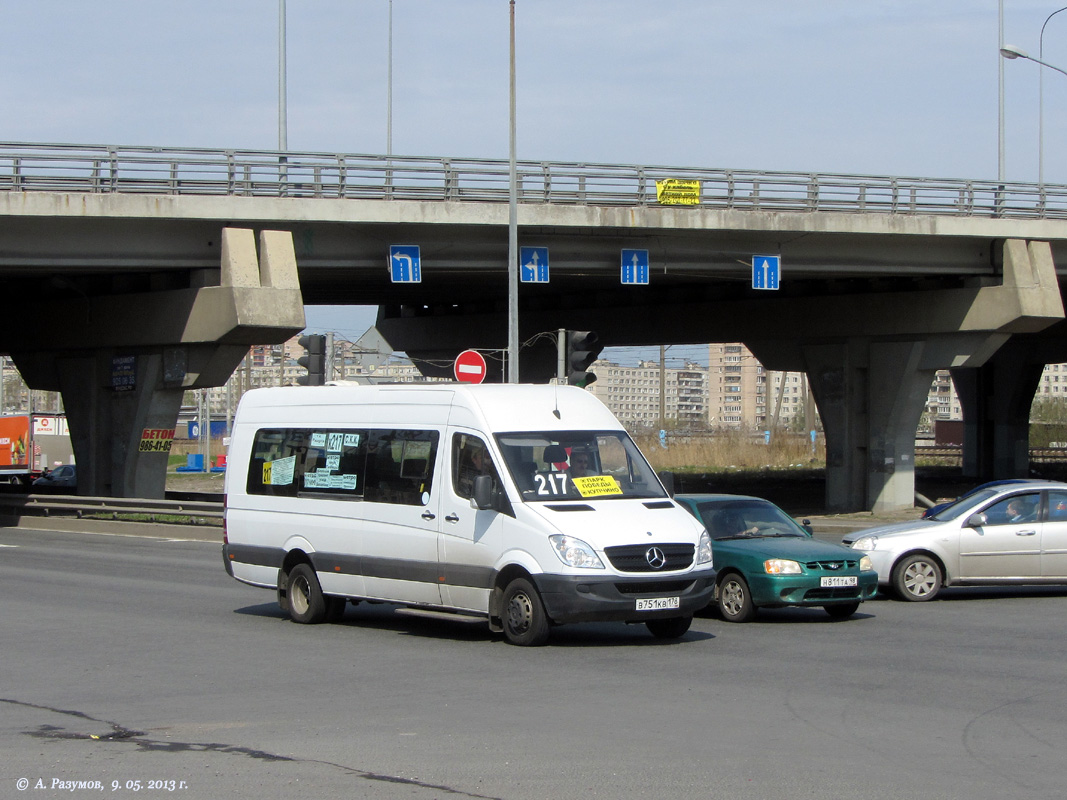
[
  {"xmin": 621, "ymin": 249, "xmax": 650, "ymax": 285},
  {"xmin": 389, "ymin": 245, "xmax": 421, "ymax": 283},
  {"xmin": 520, "ymin": 246, "xmax": 550, "ymax": 283},
  {"xmin": 752, "ymin": 254, "xmax": 781, "ymax": 290}
]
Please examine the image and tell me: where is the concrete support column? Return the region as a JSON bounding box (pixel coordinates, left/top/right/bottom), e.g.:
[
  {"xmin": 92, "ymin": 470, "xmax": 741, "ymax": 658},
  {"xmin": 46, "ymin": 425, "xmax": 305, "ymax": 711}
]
[
  {"xmin": 951, "ymin": 341, "xmax": 1047, "ymax": 480},
  {"xmin": 56, "ymin": 352, "xmax": 183, "ymax": 498},
  {"xmin": 6, "ymin": 228, "xmax": 305, "ymax": 499},
  {"xmin": 803, "ymin": 340, "xmax": 935, "ymax": 513},
  {"xmin": 16, "ymin": 343, "xmax": 249, "ymax": 497}
]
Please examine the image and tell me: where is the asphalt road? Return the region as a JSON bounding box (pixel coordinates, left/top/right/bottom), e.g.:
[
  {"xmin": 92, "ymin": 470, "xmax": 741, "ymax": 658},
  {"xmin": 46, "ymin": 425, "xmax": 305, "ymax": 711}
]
[{"xmin": 3, "ymin": 521, "xmax": 1067, "ymax": 800}]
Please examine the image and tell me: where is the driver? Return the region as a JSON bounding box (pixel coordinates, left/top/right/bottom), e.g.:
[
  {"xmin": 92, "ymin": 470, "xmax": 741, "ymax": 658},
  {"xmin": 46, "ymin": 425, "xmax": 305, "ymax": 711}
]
[
  {"xmin": 568, "ymin": 449, "xmax": 594, "ymax": 478},
  {"xmin": 1005, "ymin": 497, "xmax": 1036, "ymax": 523}
]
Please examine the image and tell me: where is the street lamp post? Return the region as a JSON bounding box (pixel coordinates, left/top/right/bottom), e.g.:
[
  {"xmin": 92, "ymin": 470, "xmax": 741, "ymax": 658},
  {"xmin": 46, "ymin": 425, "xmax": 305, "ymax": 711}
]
[
  {"xmin": 1000, "ymin": 43, "xmax": 1067, "ymax": 75},
  {"xmin": 507, "ymin": 0, "xmax": 518, "ymax": 383},
  {"xmin": 999, "ymin": 0, "xmax": 1005, "ymax": 182},
  {"xmin": 387, "ymin": 0, "xmax": 393, "ymax": 157},
  {"xmin": 1038, "ymin": 7, "xmax": 1067, "ymax": 184},
  {"xmin": 1001, "ymin": 42, "xmax": 1067, "ymax": 184},
  {"xmin": 278, "ymin": 0, "xmax": 287, "ymax": 151}
]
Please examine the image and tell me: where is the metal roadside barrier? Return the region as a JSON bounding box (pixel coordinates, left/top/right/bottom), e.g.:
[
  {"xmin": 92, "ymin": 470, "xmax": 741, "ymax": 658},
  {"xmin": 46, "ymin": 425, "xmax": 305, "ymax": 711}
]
[
  {"xmin": 2, "ymin": 141, "xmax": 1066, "ymax": 220},
  {"xmin": 0, "ymin": 493, "xmax": 223, "ymax": 526}
]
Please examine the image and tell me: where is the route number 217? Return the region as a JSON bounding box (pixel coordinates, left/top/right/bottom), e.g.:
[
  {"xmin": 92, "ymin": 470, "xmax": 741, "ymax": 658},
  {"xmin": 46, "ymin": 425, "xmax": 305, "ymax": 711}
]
[{"xmin": 534, "ymin": 473, "xmax": 569, "ymax": 496}]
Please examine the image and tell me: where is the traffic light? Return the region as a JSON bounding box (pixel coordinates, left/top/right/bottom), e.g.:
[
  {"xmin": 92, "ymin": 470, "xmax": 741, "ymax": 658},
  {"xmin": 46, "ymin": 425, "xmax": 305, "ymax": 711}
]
[
  {"xmin": 297, "ymin": 334, "xmax": 327, "ymax": 385},
  {"xmin": 565, "ymin": 330, "xmax": 602, "ymax": 388}
]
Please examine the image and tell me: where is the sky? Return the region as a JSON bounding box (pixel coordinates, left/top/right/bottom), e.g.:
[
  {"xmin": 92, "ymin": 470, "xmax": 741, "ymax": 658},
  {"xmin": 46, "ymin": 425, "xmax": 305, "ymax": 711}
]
[{"xmin": 4, "ymin": 1, "xmax": 1066, "ymax": 364}]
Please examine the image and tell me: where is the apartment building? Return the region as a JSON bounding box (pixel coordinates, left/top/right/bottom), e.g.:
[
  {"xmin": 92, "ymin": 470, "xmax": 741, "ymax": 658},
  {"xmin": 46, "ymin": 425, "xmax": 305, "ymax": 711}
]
[
  {"xmin": 706, "ymin": 343, "xmax": 812, "ymax": 430},
  {"xmin": 925, "ymin": 370, "xmax": 961, "ymax": 423},
  {"xmin": 1038, "ymin": 363, "xmax": 1067, "ymax": 398},
  {"xmin": 586, "ymin": 360, "xmax": 709, "ymax": 429}
]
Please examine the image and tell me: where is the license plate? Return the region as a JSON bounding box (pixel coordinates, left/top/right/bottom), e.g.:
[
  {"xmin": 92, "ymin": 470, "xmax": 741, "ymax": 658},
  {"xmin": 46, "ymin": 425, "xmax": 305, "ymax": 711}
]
[
  {"xmin": 820, "ymin": 576, "xmax": 858, "ymax": 587},
  {"xmin": 636, "ymin": 596, "xmax": 680, "ymax": 611}
]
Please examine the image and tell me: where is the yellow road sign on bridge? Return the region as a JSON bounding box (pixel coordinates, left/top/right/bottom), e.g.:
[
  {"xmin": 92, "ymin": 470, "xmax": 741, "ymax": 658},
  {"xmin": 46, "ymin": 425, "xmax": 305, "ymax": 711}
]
[{"xmin": 655, "ymin": 179, "xmax": 701, "ymax": 205}]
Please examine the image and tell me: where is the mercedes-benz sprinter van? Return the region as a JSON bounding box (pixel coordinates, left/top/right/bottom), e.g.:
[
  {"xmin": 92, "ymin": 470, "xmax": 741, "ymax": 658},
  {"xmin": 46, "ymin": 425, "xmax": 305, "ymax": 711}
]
[{"xmin": 223, "ymin": 383, "xmax": 715, "ymax": 645}]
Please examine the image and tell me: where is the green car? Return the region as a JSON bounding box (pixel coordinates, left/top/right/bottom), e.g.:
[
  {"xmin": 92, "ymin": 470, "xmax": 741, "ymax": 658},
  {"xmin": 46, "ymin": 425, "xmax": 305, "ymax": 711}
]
[{"xmin": 675, "ymin": 494, "xmax": 878, "ymax": 622}]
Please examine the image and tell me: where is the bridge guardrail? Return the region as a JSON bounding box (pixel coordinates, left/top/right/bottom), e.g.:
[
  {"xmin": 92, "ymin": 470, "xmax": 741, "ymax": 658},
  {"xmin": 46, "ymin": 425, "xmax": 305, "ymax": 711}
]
[
  {"xmin": 1, "ymin": 142, "xmax": 1065, "ymax": 219},
  {"xmin": 0, "ymin": 493, "xmax": 223, "ymax": 526}
]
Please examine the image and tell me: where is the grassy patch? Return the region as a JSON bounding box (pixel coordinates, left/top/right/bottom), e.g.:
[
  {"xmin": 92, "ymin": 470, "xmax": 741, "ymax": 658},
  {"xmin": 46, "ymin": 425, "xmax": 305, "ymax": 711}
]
[{"xmin": 637, "ymin": 430, "xmax": 822, "ymax": 473}]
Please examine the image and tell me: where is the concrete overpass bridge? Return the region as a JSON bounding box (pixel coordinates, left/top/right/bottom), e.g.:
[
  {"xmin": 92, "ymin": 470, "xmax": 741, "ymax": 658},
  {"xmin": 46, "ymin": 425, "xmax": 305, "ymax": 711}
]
[{"xmin": 2, "ymin": 141, "xmax": 1067, "ymax": 511}]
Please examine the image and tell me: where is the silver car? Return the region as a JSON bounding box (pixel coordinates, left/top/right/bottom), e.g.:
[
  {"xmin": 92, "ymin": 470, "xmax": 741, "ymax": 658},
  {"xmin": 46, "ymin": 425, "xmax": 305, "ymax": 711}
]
[{"xmin": 842, "ymin": 481, "xmax": 1067, "ymax": 601}]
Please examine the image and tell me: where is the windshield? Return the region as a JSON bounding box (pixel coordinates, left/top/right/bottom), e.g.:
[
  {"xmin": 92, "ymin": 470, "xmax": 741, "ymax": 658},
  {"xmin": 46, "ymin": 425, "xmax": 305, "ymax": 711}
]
[
  {"xmin": 495, "ymin": 430, "xmax": 667, "ymax": 502},
  {"xmin": 692, "ymin": 498, "xmax": 808, "ymax": 540},
  {"xmin": 929, "ymin": 488, "xmax": 1001, "ymax": 521}
]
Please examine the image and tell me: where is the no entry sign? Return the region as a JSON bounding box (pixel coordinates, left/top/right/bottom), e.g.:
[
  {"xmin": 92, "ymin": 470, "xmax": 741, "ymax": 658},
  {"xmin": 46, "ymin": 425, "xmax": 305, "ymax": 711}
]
[{"xmin": 454, "ymin": 349, "xmax": 487, "ymax": 384}]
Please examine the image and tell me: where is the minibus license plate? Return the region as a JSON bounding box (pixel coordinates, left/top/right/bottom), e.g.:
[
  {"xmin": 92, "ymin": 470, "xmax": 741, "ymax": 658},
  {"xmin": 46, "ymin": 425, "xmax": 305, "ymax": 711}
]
[
  {"xmin": 820, "ymin": 576, "xmax": 857, "ymax": 588},
  {"xmin": 636, "ymin": 596, "xmax": 680, "ymax": 611}
]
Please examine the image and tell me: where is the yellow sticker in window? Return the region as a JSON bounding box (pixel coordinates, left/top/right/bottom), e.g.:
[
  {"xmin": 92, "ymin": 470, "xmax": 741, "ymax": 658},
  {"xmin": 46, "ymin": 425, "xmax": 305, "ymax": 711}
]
[{"xmin": 573, "ymin": 475, "xmax": 623, "ymax": 498}]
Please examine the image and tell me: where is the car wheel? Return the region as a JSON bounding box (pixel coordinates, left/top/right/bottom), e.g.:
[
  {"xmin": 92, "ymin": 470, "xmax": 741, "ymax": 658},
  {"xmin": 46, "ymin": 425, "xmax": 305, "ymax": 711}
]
[
  {"xmin": 501, "ymin": 577, "xmax": 550, "ymax": 646},
  {"xmin": 717, "ymin": 573, "xmax": 757, "ymax": 623},
  {"xmin": 892, "ymin": 554, "xmax": 942, "ymax": 602},
  {"xmin": 287, "ymin": 563, "xmax": 327, "ymax": 623},
  {"xmin": 824, "ymin": 601, "xmax": 860, "ymax": 620},
  {"xmin": 645, "ymin": 616, "xmax": 692, "ymax": 639}
]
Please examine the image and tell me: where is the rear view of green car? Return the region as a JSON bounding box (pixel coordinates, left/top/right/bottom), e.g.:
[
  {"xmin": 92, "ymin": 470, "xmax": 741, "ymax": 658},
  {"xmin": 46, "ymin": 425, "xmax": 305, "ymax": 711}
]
[{"xmin": 676, "ymin": 494, "xmax": 879, "ymax": 622}]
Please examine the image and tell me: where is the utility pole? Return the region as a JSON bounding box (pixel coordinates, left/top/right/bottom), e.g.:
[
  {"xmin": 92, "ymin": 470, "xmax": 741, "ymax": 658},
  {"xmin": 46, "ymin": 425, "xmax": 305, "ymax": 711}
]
[
  {"xmin": 557, "ymin": 329, "xmax": 566, "ymax": 382},
  {"xmin": 770, "ymin": 371, "xmax": 788, "ymax": 435},
  {"xmin": 325, "ymin": 332, "xmax": 335, "ymax": 382}
]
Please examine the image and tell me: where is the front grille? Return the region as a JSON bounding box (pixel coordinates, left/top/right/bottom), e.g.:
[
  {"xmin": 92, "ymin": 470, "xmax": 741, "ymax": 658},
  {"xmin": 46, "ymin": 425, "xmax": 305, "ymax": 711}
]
[
  {"xmin": 804, "ymin": 560, "xmax": 859, "ymax": 571},
  {"xmin": 615, "ymin": 580, "xmax": 694, "ymax": 595},
  {"xmin": 804, "ymin": 587, "xmax": 862, "ymax": 600},
  {"xmin": 604, "ymin": 543, "xmax": 695, "ymax": 572}
]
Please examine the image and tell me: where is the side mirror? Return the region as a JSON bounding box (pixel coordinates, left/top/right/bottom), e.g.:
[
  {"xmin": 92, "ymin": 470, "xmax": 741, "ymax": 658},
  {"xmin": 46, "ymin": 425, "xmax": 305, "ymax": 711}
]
[
  {"xmin": 801, "ymin": 519, "xmax": 813, "ymax": 537},
  {"xmin": 966, "ymin": 512, "xmax": 988, "ymax": 528},
  {"xmin": 657, "ymin": 470, "xmax": 676, "ymax": 497},
  {"xmin": 471, "ymin": 474, "xmax": 494, "ymax": 511}
]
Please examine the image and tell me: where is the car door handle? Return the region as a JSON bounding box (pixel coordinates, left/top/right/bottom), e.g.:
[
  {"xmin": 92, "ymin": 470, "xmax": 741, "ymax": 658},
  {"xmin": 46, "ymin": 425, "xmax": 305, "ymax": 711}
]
[
  {"xmin": 421, "ymin": 511, "xmax": 436, "ymax": 521},
  {"xmin": 445, "ymin": 513, "xmax": 460, "ymax": 523},
  {"xmin": 1015, "ymin": 530, "xmax": 1037, "ymax": 536}
]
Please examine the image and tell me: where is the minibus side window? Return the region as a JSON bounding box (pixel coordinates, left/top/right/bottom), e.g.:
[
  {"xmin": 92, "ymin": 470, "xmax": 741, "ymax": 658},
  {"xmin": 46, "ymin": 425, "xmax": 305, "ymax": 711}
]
[
  {"xmin": 362, "ymin": 429, "xmax": 439, "ymax": 506},
  {"xmin": 247, "ymin": 427, "xmax": 366, "ymax": 498}
]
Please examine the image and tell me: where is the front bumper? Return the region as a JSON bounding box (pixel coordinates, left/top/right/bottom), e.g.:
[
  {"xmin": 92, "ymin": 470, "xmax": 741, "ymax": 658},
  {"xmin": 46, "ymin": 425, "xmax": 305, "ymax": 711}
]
[
  {"xmin": 745, "ymin": 569, "xmax": 880, "ymax": 607},
  {"xmin": 533, "ymin": 566, "xmax": 717, "ymax": 624}
]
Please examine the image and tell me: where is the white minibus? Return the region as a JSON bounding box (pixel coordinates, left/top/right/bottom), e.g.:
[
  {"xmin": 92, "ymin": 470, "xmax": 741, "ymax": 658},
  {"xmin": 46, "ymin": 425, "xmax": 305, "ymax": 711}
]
[{"xmin": 223, "ymin": 383, "xmax": 715, "ymax": 645}]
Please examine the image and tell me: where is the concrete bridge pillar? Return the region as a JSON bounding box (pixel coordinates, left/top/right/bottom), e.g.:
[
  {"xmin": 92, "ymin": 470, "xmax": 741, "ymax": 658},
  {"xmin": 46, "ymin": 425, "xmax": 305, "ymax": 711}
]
[
  {"xmin": 803, "ymin": 340, "xmax": 935, "ymax": 513},
  {"xmin": 8, "ymin": 229, "xmax": 305, "ymax": 498},
  {"xmin": 951, "ymin": 333, "xmax": 1062, "ymax": 480}
]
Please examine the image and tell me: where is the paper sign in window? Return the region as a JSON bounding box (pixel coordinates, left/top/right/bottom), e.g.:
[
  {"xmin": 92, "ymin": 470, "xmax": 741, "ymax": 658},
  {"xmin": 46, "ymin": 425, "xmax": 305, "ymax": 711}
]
[{"xmin": 573, "ymin": 475, "xmax": 623, "ymax": 498}]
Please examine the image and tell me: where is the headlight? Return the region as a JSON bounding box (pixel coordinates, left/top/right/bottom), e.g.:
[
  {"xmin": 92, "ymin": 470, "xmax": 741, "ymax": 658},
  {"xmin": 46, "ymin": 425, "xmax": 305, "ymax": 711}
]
[
  {"xmin": 859, "ymin": 555, "xmax": 874, "ymax": 572},
  {"xmin": 764, "ymin": 559, "xmax": 802, "ymax": 575},
  {"xmin": 548, "ymin": 535, "xmax": 604, "ymax": 569},
  {"xmin": 696, "ymin": 530, "xmax": 713, "ymax": 565},
  {"xmin": 850, "ymin": 536, "xmax": 878, "ymax": 551}
]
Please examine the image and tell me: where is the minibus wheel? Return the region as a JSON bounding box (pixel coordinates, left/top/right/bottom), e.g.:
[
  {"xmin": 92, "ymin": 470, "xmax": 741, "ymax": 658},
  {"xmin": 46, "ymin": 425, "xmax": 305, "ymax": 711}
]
[
  {"xmin": 287, "ymin": 564, "xmax": 327, "ymax": 624},
  {"xmin": 501, "ymin": 578, "xmax": 550, "ymax": 646},
  {"xmin": 645, "ymin": 616, "xmax": 692, "ymax": 639}
]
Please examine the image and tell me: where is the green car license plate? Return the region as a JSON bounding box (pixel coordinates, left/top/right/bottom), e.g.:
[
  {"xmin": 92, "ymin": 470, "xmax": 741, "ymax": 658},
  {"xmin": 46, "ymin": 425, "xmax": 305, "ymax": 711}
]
[{"xmin": 820, "ymin": 576, "xmax": 858, "ymax": 588}]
